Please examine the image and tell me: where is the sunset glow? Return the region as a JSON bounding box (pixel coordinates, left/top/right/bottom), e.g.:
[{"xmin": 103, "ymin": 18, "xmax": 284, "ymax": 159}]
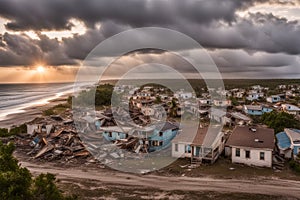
[{"xmin": 36, "ymin": 66, "xmax": 45, "ymax": 73}]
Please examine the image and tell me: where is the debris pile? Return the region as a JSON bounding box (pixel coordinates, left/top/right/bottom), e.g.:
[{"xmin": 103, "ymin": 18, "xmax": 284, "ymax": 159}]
[
  {"xmin": 27, "ymin": 128, "xmax": 90, "ymax": 161},
  {"xmin": 14, "ymin": 111, "xmax": 94, "ymax": 164}
]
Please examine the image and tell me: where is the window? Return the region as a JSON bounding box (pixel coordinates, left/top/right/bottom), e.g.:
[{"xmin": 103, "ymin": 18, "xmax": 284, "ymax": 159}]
[
  {"xmin": 185, "ymin": 145, "xmax": 191, "ymax": 153},
  {"xmin": 152, "ymin": 141, "xmax": 163, "ymax": 147},
  {"xmin": 235, "ymin": 148, "xmax": 240, "ymax": 157},
  {"xmin": 175, "ymin": 144, "xmax": 178, "ymax": 152},
  {"xmin": 245, "ymin": 150, "xmax": 250, "ymax": 159},
  {"xmin": 108, "ymin": 132, "xmax": 112, "ymax": 137},
  {"xmin": 159, "ymin": 132, "xmax": 163, "ymax": 137},
  {"xmin": 260, "ymin": 152, "xmax": 265, "ymax": 160}
]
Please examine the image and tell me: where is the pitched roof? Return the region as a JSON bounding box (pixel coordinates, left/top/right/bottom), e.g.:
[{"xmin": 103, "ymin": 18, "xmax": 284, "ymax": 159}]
[
  {"xmin": 231, "ymin": 112, "xmax": 251, "ymax": 121},
  {"xmin": 244, "ymin": 105, "xmax": 262, "ymax": 111},
  {"xmin": 285, "ymin": 128, "xmax": 300, "ymax": 144},
  {"xmin": 172, "ymin": 125, "xmax": 222, "ymax": 147},
  {"xmin": 226, "ymin": 126, "xmax": 274, "ymax": 149}
]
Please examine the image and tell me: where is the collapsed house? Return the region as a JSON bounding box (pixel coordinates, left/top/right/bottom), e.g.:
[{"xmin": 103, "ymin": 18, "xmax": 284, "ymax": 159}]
[
  {"xmin": 100, "ymin": 121, "xmax": 179, "ymax": 153},
  {"xmin": 16, "ymin": 113, "xmax": 91, "ymax": 163},
  {"xmin": 276, "ymin": 128, "xmax": 300, "ymax": 159}
]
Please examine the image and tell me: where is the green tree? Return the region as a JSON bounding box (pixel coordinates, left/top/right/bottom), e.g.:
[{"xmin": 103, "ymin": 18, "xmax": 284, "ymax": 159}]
[
  {"xmin": 261, "ymin": 111, "xmax": 300, "ymax": 133},
  {"xmin": 0, "ymin": 142, "xmax": 32, "ymax": 200},
  {"xmin": 0, "ymin": 142, "xmax": 76, "ymax": 200}
]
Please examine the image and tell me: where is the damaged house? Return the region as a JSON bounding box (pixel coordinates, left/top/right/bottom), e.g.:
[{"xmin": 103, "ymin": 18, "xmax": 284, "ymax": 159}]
[
  {"xmin": 100, "ymin": 121, "xmax": 179, "ymax": 153},
  {"xmin": 172, "ymin": 126, "xmax": 225, "ymax": 164},
  {"xmin": 225, "ymin": 126, "xmax": 275, "ymax": 168},
  {"xmin": 276, "ymin": 128, "xmax": 300, "ymax": 159}
]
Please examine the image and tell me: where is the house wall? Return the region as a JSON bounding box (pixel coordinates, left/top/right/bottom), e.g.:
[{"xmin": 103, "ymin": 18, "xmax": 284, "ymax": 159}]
[
  {"xmin": 149, "ymin": 129, "xmax": 178, "ymax": 152},
  {"xmin": 246, "ymin": 109, "xmax": 263, "ymax": 116},
  {"xmin": 292, "ymin": 145, "xmax": 300, "ymax": 156},
  {"xmin": 262, "ymin": 107, "xmax": 273, "ymax": 113},
  {"xmin": 171, "ymin": 143, "xmax": 186, "ymax": 157},
  {"xmin": 231, "ymin": 147, "xmax": 273, "ymax": 167},
  {"xmin": 103, "ymin": 131, "xmax": 127, "ymax": 141}
]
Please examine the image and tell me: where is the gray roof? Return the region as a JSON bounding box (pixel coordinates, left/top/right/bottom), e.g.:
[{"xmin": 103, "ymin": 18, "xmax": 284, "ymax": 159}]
[{"xmin": 172, "ymin": 125, "xmax": 222, "ymax": 147}]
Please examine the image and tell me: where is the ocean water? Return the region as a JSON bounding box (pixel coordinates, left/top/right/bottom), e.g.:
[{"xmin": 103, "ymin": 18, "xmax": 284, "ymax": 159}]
[{"xmin": 0, "ymin": 82, "xmax": 88, "ymax": 120}]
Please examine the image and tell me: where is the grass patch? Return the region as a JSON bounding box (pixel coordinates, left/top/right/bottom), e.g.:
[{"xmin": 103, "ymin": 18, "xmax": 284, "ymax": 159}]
[{"xmin": 43, "ymin": 103, "xmax": 71, "ymax": 116}]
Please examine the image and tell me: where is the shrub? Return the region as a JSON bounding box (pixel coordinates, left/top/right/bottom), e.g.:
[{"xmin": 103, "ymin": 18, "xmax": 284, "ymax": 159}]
[{"xmin": 0, "ymin": 142, "xmax": 77, "ymax": 200}]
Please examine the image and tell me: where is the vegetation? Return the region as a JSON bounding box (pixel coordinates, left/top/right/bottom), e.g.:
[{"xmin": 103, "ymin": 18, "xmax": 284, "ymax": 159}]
[
  {"xmin": 229, "ymin": 96, "xmax": 239, "ymax": 106},
  {"xmin": 74, "ymin": 84, "xmax": 116, "ymax": 108},
  {"xmin": 0, "ymin": 142, "xmax": 76, "ymax": 200},
  {"xmin": 261, "ymin": 111, "xmax": 300, "ymax": 133},
  {"xmin": 43, "ymin": 103, "xmax": 71, "ymax": 116},
  {"xmin": 0, "ymin": 124, "xmax": 27, "ymax": 137},
  {"xmin": 289, "ymin": 160, "xmax": 300, "ymax": 174}
]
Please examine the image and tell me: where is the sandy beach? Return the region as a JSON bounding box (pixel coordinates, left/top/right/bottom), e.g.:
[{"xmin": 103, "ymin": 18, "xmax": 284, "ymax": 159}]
[{"xmin": 0, "ymin": 95, "xmax": 70, "ymax": 128}]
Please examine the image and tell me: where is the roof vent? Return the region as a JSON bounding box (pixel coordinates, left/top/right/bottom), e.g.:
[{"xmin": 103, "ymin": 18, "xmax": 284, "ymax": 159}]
[{"xmin": 254, "ymin": 139, "xmax": 264, "ymax": 143}]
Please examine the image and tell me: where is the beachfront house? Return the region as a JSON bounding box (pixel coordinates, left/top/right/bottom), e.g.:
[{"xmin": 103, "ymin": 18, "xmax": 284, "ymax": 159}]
[
  {"xmin": 276, "ymin": 128, "xmax": 300, "ymax": 159},
  {"xmin": 172, "ymin": 126, "xmax": 225, "ymax": 164},
  {"xmin": 148, "ymin": 121, "xmax": 179, "ymax": 152},
  {"xmin": 243, "ymin": 105, "xmax": 273, "ymax": 116},
  {"xmin": 225, "ymin": 126, "xmax": 275, "ymax": 168},
  {"xmin": 101, "ymin": 121, "xmax": 179, "ymax": 152}
]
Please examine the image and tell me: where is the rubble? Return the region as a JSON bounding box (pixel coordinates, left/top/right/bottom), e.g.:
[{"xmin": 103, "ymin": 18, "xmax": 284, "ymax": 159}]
[{"xmin": 14, "ymin": 110, "xmax": 93, "ymax": 164}]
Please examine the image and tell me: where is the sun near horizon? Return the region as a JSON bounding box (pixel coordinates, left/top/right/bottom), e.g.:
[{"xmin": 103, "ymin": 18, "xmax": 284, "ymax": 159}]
[{"xmin": 36, "ymin": 66, "xmax": 45, "ymax": 73}]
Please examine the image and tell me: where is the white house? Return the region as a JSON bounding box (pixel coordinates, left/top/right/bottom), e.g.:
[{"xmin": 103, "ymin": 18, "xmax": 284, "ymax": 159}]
[
  {"xmin": 209, "ymin": 108, "xmax": 231, "ymax": 125},
  {"xmin": 174, "ymin": 91, "xmax": 193, "ymax": 99},
  {"xmin": 282, "ymin": 104, "xmax": 300, "ymax": 115},
  {"xmin": 172, "ymin": 126, "xmax": 225, "ymax": 164},
  {"xmin": 213, "ymin": 99, "xmax": 232, "ymax": 107},
  {"xmin": 225, "ymin": 126, "xmax": 275, "ymax": 168},
  {"xmin": 198, "ymin": 98, "xmax": 211, "ymax": 105}
]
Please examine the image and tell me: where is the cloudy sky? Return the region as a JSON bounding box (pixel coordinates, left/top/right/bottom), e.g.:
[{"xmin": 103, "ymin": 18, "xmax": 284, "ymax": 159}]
[{"xmin": 0, "ymin": 0, "xmax": 300, "ymax": 83}]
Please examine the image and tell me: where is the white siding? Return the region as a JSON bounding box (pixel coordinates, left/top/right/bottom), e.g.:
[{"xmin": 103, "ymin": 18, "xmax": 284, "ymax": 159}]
[
  {"xmin": 171, "ymin": 143, "xmax": 186, "ymax": 158},
  {"xmin": 231, "ymin": 147, "xmax": 272, "ymax": 168}
]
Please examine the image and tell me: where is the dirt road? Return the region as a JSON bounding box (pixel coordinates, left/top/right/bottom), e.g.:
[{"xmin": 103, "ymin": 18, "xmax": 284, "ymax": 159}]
[{"xmin": 20, "ymin": 161, "xmax": 300, "ymax": 198}]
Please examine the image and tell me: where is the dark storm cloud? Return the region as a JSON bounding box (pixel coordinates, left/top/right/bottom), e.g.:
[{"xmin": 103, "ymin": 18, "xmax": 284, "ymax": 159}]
[
  {"xmin": 0, "ymin": 0, "xmax": 300, "ymax": 74},
  {"xmin": 0, "ymin": 33, "xmax": 77, "ymax": 66},
  {"xmin": 0, "ymin": 0, "xmax": 265, "ymax": 31}
]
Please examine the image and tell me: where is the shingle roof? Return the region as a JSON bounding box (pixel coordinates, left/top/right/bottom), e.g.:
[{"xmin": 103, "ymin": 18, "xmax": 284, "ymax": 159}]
[
  {"xmin": 226, "ymin": 126, "xmax": 274, "ymax": 149},
  {"xmin": 172, "ymin": 125, "xmax": 222, "ymax": 147}
]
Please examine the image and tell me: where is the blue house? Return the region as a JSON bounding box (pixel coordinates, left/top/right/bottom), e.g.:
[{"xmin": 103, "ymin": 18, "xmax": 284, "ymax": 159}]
[
  {"xmin": 276, "ymin": 128, "xmax": 300, "ymax": 158},
  {"xmin": 243, "ymin": 105, "xmax": 273, "ymax": 116},
  {"xmin": 101, "ymin": 121, "xmax": 179, "ymax": 153},
  {"xmin": 101, "ymin": 126, "xmax": 130, "ymax": 141},
  {"xmin": 148, "ymin": 122, "xmax": 179, "ymax": 152},
  {"xmin": 267, "ymin": 94, "xmax": 286, "ymax": 103}
]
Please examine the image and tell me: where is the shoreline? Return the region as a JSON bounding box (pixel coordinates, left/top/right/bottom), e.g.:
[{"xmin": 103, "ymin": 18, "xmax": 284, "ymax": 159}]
[{"xmin": 0, "ymin": 94, "xmax": 71, "ymax": 129}]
